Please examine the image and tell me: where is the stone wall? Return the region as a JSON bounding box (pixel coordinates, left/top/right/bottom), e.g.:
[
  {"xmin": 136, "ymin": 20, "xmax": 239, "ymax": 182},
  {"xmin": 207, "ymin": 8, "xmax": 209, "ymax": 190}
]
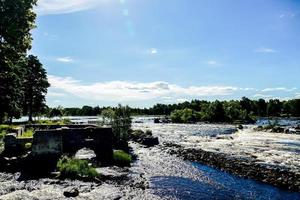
[
  {"xmin": 31, "ymin": 127, "xmax": 113, "ymax": 162},
  {"xmin": 31, "ymin": 130, "xmax": 63, "ymax": 156},
  {"xmin": 3, "ymin": 133, "xmax": 33, "ymax": 155},
  {"xmin": 3, "ymin": 126, "xmax": 113, "ymax": 162}
]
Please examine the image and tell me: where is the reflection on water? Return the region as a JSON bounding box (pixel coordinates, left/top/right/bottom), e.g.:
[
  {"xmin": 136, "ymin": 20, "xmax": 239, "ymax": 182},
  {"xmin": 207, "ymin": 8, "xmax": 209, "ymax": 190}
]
[
  {"xmin": 151, "ymin": 163, "xmax": 300, "ymax": 200},
  {"xmin": 131, "ymin": 117, "xmax": 300, "ymax": 199},
  {"xmin": 131, "ymin": 143, "xmax": 300, "ymax": 200}
]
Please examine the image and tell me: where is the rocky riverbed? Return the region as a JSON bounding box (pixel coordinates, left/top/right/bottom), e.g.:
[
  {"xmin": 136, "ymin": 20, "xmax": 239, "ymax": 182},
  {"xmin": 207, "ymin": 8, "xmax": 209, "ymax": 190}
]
[{"xmin": 1, "ymin": 119, "xmax": 300, "ymax": 199}]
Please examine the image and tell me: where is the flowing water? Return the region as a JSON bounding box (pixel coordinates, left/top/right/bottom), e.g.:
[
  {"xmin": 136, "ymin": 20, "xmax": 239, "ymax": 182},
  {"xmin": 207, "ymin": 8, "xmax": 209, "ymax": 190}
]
[
  {"xmin": 131, "ymin": 117, "xmax": 300, "ymax": 199},
  {"xmin": 5, "ymin": 116, "xmax": 300, "ymax": 199}
]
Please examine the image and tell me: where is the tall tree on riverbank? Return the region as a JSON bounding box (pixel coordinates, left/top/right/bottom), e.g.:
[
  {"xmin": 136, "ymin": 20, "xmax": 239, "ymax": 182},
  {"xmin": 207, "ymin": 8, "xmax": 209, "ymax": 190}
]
[
  {"xmin": 23, "ymin": 55, "xmax": 50, "ymax": 122},
  {"xmin": 0, "ymin": 0, "xmax": 37, "ymax": 123}
]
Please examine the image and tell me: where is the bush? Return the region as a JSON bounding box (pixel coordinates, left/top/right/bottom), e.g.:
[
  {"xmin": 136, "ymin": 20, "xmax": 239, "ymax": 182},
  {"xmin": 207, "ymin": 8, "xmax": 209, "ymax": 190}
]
[
  {"xmin": 113, "ymin": 150, "xmax": 132, "ymax": 166},
  {"xmin": 57, "ymin": 156, "xmax": 99, "ymax": 179}
]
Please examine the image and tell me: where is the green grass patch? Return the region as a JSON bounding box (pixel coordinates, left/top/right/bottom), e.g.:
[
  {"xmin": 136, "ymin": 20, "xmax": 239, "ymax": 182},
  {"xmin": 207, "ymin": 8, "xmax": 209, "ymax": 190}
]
[
  {"xmin": 18, "ymin": 128, "xmax": 34, "ymax": 138},
  {"xmin": 0, "ymin": 125, "xmax": 20, "ymax": 139},
  {"xmin": 57, "ymin": 156, "xmax": 99, "ymax": 179},
  {"xmin": 34, "ymin": 118, "xmax": 71, "ymax": 125},
  {"xmin": 113, "ymin": 150, "xmax": 132, "ymax": 166}
]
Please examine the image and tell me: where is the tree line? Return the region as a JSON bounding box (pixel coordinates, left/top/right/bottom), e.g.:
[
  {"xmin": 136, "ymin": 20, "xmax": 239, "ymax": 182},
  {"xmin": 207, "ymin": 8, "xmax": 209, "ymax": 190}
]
[
  {"xmin": 0, "ymin": 0, "xmax": 50, "ymax": 123},
  {"xmin": 46, "ymin": 97, "xmax": 300, "ymax": 123}
]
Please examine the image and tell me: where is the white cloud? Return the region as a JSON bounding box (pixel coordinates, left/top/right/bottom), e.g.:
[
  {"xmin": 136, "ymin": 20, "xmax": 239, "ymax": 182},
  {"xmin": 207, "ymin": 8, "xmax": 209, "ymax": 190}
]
[
  {"xmin": 279, "ymin": 12, "xmax": 296, "ymax": 19},
  {"xmin": 254, "ymin": 47, "xmax": 277, "ymax": 53},
  {"xmin": 261, "ymin": 87, "xmax": 297, "ymax": 92},
  {"xmin": 177, "ymin": 98, "xmax": 189, "ymax": 103},
  {"xmin": 206, "ymin": 60, "xmax": 218, "ymax": 65},
  {"xmin": 296, "ymin": 93, "xmax": 300, "ymax": 98},
  {"xmin": 240, "ymin": 88, "xmax": 257, "ymax": 91},
  {"xmin": 36, "ymin": 0, "xmax": 105, "ymax": 15},
  {"xmin": 48, "ymin": 75, "xmax": 239, "ymax": 102},
  {"xmin": 47, "ymin": 91, "xmax": 66, "ymax": 97},
  {"xmin": 56, "ymin": 57, "xmax": 74, "ymax": 63},
  {"xmin": 147, "ymin": 48, "xmax": 158, "ymax": 55},
  {"xmin": 253, "ymin": 94, "xmax": 273, "ymax": 99}
]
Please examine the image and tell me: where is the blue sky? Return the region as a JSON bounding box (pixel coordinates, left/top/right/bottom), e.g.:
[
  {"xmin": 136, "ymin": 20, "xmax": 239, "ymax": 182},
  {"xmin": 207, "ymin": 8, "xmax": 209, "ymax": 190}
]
[{"xmin": 32, "ymin": 0, "xmax": 300, "ymax": 108}]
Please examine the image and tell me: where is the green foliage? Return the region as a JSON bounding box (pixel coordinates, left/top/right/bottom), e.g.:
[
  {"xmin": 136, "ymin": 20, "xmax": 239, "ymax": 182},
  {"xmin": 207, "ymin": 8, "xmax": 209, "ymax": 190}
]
[
  {"xmin": 48, "ymin": 107, "xmax": 64, "ymax": 118},
  {"xmin": 0, "ymin": 125, "xmax": 19, "ymax": 138},
  {"xmin": 35, "ymin": 118, "xmax": 71, "ymax": 125},
  {"xmin": 23, "ymin": 55, "xmax": 50, "ymax": 122},
  {"xmin": 113, "ymin": 150, "xmax": 132, "ymax": 166},
  {"xmin": 18, "ymin": 128, "xmax": 34, "ymax": 138},
  {"xmin": 0, "ymin": 0, "xmax": 38, "ymax": 123},
  {"xmin": 267, "ymin": 99, "xmax": 282, "ymax": 116},
  {"xmin": 57, "ymin": 156, "xmax": 99, "ymax": 179},
  {"xmin": 101, "ymin": 108, "xmax": 115, "ymax": 125},
  {"xmin": 171, "ymin": 108, "xmax": 196, "ymax": 123},
  {"xmin": 112, "ymin": 104, "xmax": 132, "ymax": 150}
]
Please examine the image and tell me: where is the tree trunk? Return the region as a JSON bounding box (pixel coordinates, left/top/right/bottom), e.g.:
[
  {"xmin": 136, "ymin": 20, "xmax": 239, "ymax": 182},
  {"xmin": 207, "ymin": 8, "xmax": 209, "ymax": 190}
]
[
  {"xmin": 28, "ymin": 99, "xmax": 33, "ymax": 122},
  {"xmin": 28, "ymin": 106, "xmax": 33, "ymax": 122}
]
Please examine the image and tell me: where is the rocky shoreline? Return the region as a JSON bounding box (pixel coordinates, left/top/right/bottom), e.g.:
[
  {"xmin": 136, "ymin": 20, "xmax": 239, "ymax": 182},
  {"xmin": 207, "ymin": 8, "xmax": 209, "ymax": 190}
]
[{"xmin": 165, "ymin": 142, "xmax": 300, "ymax": 192}]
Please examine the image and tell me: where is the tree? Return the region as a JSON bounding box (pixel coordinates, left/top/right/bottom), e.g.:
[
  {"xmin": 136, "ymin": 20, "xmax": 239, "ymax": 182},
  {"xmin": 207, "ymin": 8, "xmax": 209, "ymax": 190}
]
[
  {"xmin": 48, "ymin": 107, "xmax": 63, "ymax": 118},
  {"xmin": 240, "ymin": 97, "xmax": 254, "ymax": 114},
  {"xmin": 101, "ymin": 108, "xmax": 115, "ymax": 125},
  {"xmin": 256, "ymin": 99, "xmax": 267, "ymax": 117},
  {"xmin": 267, "ymin": 99, "xmax": 282, "ymax": 117},
  {"xmin": 23, "ymin": 55, "xmax": 50, "ymax": 122},
  {"xmin": 0, "ymin": 0, "xmax": 37, "ymax": 123},
  {"xmin": 170, "ymin": 108, "xmax": 196, "ymax": 123},
  {"xmin": 112, "ymin": 104, "xmax": 132, "ymax": 151}
]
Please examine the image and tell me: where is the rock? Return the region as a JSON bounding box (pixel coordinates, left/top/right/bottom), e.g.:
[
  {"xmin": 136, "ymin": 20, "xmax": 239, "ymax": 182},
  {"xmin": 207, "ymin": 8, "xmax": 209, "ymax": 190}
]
[
  {"xmin": 141, "ymin": 137, "xmax": 159, "ymax": 147},
  {"xmin": 63, "ymin": 187, "xmax": 79, "ymax": 198},
  {"xmin": 237, "ymin": 125, "xmax": 243, "ymax": 130},
  {"xmin": 154, "ymin": 118, "xmax": 160, "ymax": 123}
]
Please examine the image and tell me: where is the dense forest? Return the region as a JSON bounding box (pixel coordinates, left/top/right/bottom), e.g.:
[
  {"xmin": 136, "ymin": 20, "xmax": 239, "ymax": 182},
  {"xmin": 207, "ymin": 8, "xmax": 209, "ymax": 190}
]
[{"xmin": 45, "ymin": 97, "xmax": 300, "ymax": 123}]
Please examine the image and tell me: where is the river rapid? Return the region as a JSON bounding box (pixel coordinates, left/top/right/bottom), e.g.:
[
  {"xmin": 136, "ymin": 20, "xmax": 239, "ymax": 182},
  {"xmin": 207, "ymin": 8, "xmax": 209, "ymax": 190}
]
[
  {"xmin": 0, "ymin": 116, "xmax": 299, "ymax": 199},
  {"xmin": 131, "ymin": 117, "xmax": 300, "ymax": 199}
]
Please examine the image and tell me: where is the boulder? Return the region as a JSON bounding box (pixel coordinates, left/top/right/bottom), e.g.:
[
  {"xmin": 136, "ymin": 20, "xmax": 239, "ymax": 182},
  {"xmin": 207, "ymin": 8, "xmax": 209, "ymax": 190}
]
[
  {"xmin": 237, "ymin": 125, "xmax": 243, "ymax": 130},
  {"xmin": 63, "ymin": 187, "xmax": 79, "ymax": 198},
  {"xmin": 141, "ymin": 137, "xmax": 159, "ymax": 147},
  {"xmin": 154, "ymin": 118, "xmax": 160, "ymax": 123}
]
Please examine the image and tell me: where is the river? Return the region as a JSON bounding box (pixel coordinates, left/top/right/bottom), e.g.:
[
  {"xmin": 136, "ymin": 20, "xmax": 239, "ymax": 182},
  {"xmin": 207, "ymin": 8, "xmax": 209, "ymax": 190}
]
[{"xmin": 1, "ymin": 116, "xmax": 299, "ymax": 199}]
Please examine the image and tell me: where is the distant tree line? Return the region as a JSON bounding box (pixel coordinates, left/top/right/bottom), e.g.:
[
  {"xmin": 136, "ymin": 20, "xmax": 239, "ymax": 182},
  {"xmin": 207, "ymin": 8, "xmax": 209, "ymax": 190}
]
[
  {"xmin": 46, "ymin": 97, "xmax": 300, "ymax": 123},
  {"xmin": 0, "ymin": 0, "xmax": 50, "ymax": 123}
]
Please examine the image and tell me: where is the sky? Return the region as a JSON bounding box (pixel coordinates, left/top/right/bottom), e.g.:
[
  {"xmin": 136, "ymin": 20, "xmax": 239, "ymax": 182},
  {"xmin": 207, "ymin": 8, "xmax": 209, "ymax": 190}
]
[{"xmin": 31, "ymin": 0, "xmax": 300, "ymax": 108}]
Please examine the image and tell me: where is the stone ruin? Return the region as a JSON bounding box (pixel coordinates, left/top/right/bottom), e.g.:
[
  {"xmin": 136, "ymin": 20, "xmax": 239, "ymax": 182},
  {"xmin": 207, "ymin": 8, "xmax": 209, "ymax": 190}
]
[{"xmin": 3, "ymin": 125, "xmax": 113, "ymax": 163}]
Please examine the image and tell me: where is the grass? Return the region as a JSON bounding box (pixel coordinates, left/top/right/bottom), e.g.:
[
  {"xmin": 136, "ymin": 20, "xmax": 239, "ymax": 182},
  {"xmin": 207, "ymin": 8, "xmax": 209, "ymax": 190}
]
[
  {"xmin": 34, "ymin": 118, "xmax": 71, "ymax": 125},
  {"xmin": 57, "ymin": 156, "xmax": 99, "ymax": 179},
  {"xmin": 113, "ymin": 150, "xmax": 132, "ymax": 166},
  {"xmin": 0, "ymin": 124, "xmax": 20, "ymax": 139},
  {"xmin": 18, "ymin": 128, "xmax": 34, "ymax": 138}
]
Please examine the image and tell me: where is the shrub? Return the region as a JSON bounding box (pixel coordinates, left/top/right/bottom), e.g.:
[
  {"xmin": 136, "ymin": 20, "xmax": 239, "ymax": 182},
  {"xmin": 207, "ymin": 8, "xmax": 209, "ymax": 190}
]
[
  {"xmin": 113, "ymin": 150, "xmax": 132, "ymax": 166},
  {"xmin": 57, "ymin": 156, "xmax": 99, "ymax": 179}
]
